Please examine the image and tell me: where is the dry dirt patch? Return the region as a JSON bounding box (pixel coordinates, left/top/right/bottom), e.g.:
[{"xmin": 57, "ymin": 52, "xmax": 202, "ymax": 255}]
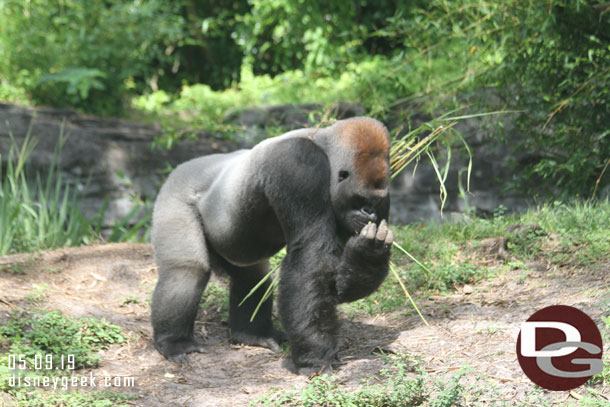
[{"xmin": 0, "ymin": 243, "xmax": 608, "ymax": 406}]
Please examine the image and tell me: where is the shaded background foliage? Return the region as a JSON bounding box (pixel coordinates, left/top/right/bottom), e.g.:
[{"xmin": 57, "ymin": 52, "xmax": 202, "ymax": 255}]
[{"xmin": 0, "ymin": 0, "xmax": 608, "ymax": 199}]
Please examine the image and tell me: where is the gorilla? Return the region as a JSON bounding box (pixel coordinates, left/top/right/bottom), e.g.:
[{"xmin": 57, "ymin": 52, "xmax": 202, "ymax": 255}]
[{"xmin": 150, "ymin": 117, "xmax": 393, "ymax": 373}]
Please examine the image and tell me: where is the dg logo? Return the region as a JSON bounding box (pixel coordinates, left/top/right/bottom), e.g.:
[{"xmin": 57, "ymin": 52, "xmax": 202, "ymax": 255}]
[{"xmin": 516, "ymin": 305, "xmax": 604, "ymax": 391}]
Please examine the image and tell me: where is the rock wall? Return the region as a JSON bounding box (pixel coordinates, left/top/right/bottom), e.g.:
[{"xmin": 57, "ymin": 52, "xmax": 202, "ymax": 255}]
[
  {"xmin": 0, "ymin": 103, "xmax": 238, "ymax": 228},
  {"xmin": 389, "ymin": 119, "xmax": 530, "ymax": 224},
  {"xmin": 0, "ymin": 102, "xmax": 529, "ymax": 229}
]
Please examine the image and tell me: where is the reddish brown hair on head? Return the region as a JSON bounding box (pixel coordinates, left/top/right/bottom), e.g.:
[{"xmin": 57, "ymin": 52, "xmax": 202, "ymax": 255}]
[{"xmin": 336, "ymin": 118, "xmax": 390, "ymax": 190}]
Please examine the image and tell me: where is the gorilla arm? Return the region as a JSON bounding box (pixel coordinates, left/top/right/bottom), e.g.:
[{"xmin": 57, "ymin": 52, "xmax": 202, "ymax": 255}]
[{"xmin": 256, "ymin": 137, "xmax": 344, "ymax": 369}]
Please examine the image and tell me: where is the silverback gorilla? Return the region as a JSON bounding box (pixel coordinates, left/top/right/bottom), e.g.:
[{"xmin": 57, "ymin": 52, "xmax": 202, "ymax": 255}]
[{"xmin": 150, "ymin": 117, "xmax": 393, "ymax": 373}]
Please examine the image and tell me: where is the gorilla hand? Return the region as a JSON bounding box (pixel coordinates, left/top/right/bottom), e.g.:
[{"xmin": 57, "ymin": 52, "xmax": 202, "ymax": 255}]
[
  {"xmin": 359, "ymin": 219, "xmax": 394, "ymax": 254},
  {"xmin": 335, "ymin": 219, "xmax": 393, "ymax": 303}
]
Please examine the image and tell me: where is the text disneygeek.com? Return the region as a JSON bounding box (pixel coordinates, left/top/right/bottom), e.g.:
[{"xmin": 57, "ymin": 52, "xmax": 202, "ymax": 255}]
[{"xmin": 7, "ymin": 373, "xmax": 136, "ymax": 390}]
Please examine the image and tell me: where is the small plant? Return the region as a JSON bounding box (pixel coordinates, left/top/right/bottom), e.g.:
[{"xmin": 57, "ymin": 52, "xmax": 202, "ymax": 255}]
[
  {"xmin": 121, "ymin": 295, "xmax": 140, "ymax": 305},
  {"xmin": 254, "ymin": 354, "xmax": 483, "ymax": 407},
  {"xmin": 256, "ymin": 353, "xmax": 427, "ymax": 406},
  {"xmin": 0, "ymin": 310, "xmax": 128, "ymax": 405},
  {"xmin": 588, "ymin": 314, "xmax": 610, "ymax": 387},
  {"xmin": 428, "ymin": 371, "xmax": 465, "ymax": 407},
  {"xmin": 38, "ymin": 68, "xmax": 107, "ymax": 104},
  {"xmin": 504, "ymin": 226, "xmax": 546, "ymax": 260},
  {"xmin": 0, "ymin": 256, "xmax": 38, "ymax": 275},
  {"xmin": 24, "ymin": 283, "xmax": 49, "ymax": 304},
  {"xmin": 0, "ymin": 310, "xmax": 124, "ymax": 370},
  {"xmin": 200, "ymin": 281, "xmax": 230, "ymax": 321}
]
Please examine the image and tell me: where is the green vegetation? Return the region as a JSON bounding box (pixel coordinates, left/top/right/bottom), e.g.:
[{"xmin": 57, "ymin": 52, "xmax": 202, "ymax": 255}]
[
  {"xmin": 200, "ymin": 280, "xmax": 230, "ymax": 321},
  {"xmin": 255, "ymin": 332, "xmax": 609, "ymax": 407},
  {"xmin": 346, "ymin": 200, "xmax": 610, "ymax": 316},
  {"xmin": 0, "ymin": 310, "xmax": 134, "ymax": 407},
  {"xmin": 253, "ymin": 354, "xmax": 569, "ymax": 407},
  {"xmin": 589, "ymin": 299, "xmax": 610, "ymax": 388},
  {"xmin": 0, "ymin": 2, "xmax": 608, "ymax": 404},
  {"xmin": 0, "ymin": 129, "xmax": 150, "ymax": 256},
  {"xmin": 10, "ymin": 390, "xmax": 137, "ymax": 407},
  {"xmin": 0, "ymin": 0, "xmax": 188, "ymax": 115},
  {"xmin": 0, "ymin": 130, "xmax": 93, "ymax": 255},
  {"xmin": 255, "ymin": 354, "xmax": 428, "ymax": 407},
  {"xmin": 0, "ymin": 310, "xmax": 124, "ymax": 374},
  {"xmin": 1, "ymin": 0, "xmax": 607, "ymax": 199}
]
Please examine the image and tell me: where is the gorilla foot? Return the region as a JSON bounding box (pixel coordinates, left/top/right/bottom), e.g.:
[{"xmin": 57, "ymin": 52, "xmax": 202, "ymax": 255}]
[
  {"xmin": 283, "ymin": 356, "xmax": 342, "ymax": 376},
  {"xmin": 230, "ymin": 328, "xmax": 286, "ymax": 353},
  {"xmin": 155, "ymin": 337, "xmax": 206, "ymax": 364},
  {"xmin": 297, "ymin": 364, "xmax": 334, "ymax": 377}
]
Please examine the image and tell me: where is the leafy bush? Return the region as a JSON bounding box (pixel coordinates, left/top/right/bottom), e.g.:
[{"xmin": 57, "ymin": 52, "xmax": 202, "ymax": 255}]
[
  {"xmin": 386, "ymin": 0, "xmax": 610, "ymax": 199},
  {"xmin": 0, "ymin": 0, "xmax": 187, "ymax": 115},
  {"xmin": 2, "ymin": 0, "xmax": 608, "ymax": 198},
  {"xmin": 489, "ymin": 1, "xmax": 609, "ymax": 199}
]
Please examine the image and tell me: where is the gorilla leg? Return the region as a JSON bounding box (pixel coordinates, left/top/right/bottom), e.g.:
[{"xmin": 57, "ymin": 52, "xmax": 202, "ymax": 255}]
[
  {"xmin": 151, "ymin": 200, "xmax": 210, "ymax": 364},
  {"xmin": 151, "ymin": 263, "xmax": 209, "ymax": 363},
  {"xmin": 227, "ymin": 262, "xmax": 285, "ymax": 352}
]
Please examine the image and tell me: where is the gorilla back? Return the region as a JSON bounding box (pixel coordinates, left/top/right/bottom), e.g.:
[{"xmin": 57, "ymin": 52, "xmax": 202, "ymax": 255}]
[{"xmin": 151, "ymin": 117, "xmax": 394, "ymax": 372}]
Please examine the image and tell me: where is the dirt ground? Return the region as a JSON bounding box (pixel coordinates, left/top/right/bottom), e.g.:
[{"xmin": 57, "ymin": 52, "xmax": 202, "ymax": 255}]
[{"xmin": 0, "ymin": 242, "xmax": 608, "ymax": 406}]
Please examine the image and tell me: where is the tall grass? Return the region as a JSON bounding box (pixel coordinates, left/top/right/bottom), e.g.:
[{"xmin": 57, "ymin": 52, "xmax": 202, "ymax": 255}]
[
  {"xmin": 0, "ymin": 125, "xmax": 150, "ymax": 256},
  {"xmin": 0, "ymin": 126, "xmax": 91, "ymax": 255}
]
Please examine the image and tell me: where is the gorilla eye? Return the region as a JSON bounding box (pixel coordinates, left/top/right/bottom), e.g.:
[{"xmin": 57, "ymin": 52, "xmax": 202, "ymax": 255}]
[{"xmin": 338, "ymin": 170, "xmax": 349, "ymax": 182}]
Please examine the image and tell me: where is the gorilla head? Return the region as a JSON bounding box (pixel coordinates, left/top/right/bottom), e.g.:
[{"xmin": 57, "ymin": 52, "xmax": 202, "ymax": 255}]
[
  {"xmin": 150, "ymin": 117, "xmax": 393, "ymax": 374},
  {"xmin": 324, "ymin": 118, "xmax": 391, "ymax": 237}
]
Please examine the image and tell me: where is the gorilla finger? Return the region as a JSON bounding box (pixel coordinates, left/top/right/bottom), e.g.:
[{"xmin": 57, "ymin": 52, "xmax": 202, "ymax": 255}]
[
  {"xmin": 375, "ymin": 220, "xmax": 388, "ymax": 242},
  {"xmin": 361, "ymin": 222, "xmax": 377, "ymax": 239},
  {"xmin": 384, "ymin": 229, "xmax": 394, "ymax": 246}
]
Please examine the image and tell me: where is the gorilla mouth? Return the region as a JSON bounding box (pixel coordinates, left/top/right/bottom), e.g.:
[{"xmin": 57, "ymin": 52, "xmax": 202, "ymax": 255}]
[{"xmin": 349, "ymin": 218, "xmax": 370, "ymax": 235}]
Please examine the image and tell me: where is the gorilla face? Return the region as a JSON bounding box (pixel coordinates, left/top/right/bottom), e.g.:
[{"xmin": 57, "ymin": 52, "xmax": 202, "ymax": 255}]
[{"xmin": 332, "ymin": 167, "xmax": 390, "ymax": 237}]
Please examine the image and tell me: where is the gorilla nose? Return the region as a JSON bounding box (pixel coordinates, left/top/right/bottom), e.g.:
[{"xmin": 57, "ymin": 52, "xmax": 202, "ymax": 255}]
[{"xmin": 361, "ymin": 206, "xmax": 377, "ymax": 222}]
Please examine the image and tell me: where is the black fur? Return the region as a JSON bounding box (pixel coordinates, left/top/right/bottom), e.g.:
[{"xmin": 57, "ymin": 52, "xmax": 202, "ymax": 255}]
[{"xmin": 150, "ymin": 118, "xmax": 392, "ymax": 372}]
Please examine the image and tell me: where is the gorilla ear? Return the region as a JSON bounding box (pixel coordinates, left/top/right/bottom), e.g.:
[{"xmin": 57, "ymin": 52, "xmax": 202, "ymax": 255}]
[{"xmin": 338, "ymin": 170, "xmax": 350, "ymax": 182}]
